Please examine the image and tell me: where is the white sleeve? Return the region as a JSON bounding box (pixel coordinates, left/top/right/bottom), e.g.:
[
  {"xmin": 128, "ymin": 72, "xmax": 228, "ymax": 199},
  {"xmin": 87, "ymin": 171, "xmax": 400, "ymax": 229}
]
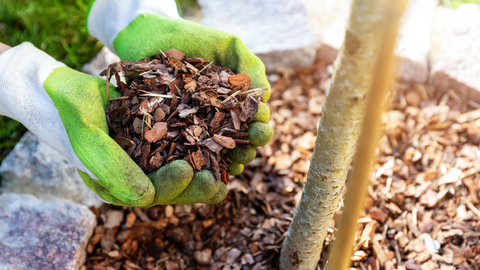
[
  {"xmin": 0, "ymin": 43, "xmax": 97, "ymax": 179},
  {"xmin": 87, "ymin": 0, "xmax": 181, "ymax": 53}
]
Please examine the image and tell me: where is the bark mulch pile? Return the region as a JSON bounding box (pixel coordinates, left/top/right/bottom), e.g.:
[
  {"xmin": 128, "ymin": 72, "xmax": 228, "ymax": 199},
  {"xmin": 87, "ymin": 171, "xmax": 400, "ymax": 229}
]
[
  {"xmin": 102, "ymin": 48, "xmax": 264, "ymax": 179},
  {"xmin": 84, "ymin": 54, "xmax": 480, "ymax": 270}
]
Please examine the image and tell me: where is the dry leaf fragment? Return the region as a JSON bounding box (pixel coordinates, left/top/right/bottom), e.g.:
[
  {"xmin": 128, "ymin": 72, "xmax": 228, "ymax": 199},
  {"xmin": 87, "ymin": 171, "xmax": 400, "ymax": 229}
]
[
  {"xmin": 308, "ymin": 96, "xmax": 325, "ymax": 114},
  {"xmin": 101, "ymin": 230, "xmax": 116, "ymax": 254}
]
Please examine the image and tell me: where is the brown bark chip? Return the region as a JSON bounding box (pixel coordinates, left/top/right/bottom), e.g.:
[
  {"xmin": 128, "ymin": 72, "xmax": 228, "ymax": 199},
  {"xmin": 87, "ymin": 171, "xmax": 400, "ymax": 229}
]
[
  {"xmin": 103, "ymin": 49, "xmax": 265, "ymax": 176},
  {"xmin": 164, "ymin": 48, "xmax": 185, "ymax": 61},
  {"xmin": 144, "ymin": 122, "xmax": 167, "ymax": 143},
  {"xmin": 191, "ymin": 149, "xmax": 208, "ymax": 171},
  {"xmin": 228, "ymin": 73, "xmax": 252, "ymax": 87},
  {"xmin": 213, "ymin": 134, "xmax": 236, "ymax": 149},
  {"xmin": 209, "ymin": 112, "xmax": 226, "ymax": 130},
  {"xmin": 203, "ymin": 138, "xmax": 223, "ymax": 153},
  {"xmin": 154, "ymin": 108, "xmax": 166, "ymax": 122}
]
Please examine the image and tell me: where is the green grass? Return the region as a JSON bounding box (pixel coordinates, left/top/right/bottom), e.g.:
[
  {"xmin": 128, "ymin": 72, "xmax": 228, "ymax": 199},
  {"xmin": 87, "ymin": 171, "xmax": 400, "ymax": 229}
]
[
  {"xmin": 0, "ymin": 0, "xmax": 103, "ymax": 161},
  {"xmin": 440, "ymin": 0, "xmax": 480, "ymax": 8}
]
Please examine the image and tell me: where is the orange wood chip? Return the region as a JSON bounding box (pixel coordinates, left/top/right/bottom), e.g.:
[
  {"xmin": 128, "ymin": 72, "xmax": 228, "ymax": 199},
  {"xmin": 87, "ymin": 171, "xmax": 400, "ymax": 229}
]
[
  {"xmin": 228, "ymin": 73, "xmax": 252, "ymax": 87},
  {"xmin": 144, "ymin": 122, "xmax": 167, "ymax": 143}
]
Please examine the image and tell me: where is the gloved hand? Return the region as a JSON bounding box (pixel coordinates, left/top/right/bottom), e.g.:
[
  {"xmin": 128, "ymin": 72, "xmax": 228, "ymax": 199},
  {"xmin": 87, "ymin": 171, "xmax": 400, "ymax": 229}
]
[
  {"xmin": 0, "ymin": 43, "xmax": 154, "ymax": 206},
  {"xmin": 87, "ymin": 0, "xmax": 273, "ymax": 206},
  {"xmin": 0, "ymin": 43, "xmax": 229, "ymax": 206}
]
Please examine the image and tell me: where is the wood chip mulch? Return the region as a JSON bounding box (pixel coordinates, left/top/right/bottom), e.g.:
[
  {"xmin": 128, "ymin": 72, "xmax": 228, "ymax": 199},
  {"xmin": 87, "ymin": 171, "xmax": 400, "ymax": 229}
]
[
  {"xmin": 83, "ymin": 54, "xmax": 480, "ymax": 270},
  {"xmin": 103, "ymin": 48, "xmax": 263, "ymax": 179}
]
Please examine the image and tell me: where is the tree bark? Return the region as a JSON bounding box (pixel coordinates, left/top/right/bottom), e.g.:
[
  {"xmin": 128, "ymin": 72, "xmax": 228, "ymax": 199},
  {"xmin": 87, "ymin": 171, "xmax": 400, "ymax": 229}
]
[
  {"xmin": 280, "ymin": 0, "xmax": 387, "ymax": 269},
  {"xmin": 326, "ymin": 1, "xmax": 407, "ymax": 269}
]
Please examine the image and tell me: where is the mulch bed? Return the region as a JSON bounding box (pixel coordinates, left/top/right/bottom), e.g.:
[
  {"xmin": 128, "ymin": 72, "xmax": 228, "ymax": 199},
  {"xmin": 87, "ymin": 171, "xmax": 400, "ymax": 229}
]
[{"xmin": 83, "ymin": 53, "xmax": 480, "ymax": 270}]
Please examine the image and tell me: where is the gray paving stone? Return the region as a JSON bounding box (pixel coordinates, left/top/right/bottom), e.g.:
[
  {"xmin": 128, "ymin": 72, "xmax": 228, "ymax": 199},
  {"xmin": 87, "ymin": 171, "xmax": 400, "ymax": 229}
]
[
  {"xmin": 198, "ymin": 0, "xmax": 316, "ymax": 72},
  {"xmin": 318, "ymin": 0, "xmax": 437, "ymax": 83},
  {"xmin": 429, "ymin": 4, "xmax": 480, "ymax": 102},
  {"xmin": 302, "ymin": 0, "xmax": 352, "ymax": 46},
  {"xmin": 395, "ymin": 0, "xmax": 437, "ymax": 83},
  {"xmin": 0, "ymin": 193, "xmax": 96, "ymax": 270},
  {"xmin": 0, "ymin": 132, "xmax": 103, "ymax": 208}
]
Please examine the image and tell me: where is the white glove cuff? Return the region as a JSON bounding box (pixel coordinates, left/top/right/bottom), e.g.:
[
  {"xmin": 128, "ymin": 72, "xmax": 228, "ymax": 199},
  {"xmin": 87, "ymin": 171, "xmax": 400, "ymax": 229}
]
[
  {"xmin": 87, "ymin": 0, "xmax": 181, "ymax": 53},
  {"xmin": 0, "ymin": 43, "xmax": 96, "ymax": 180},
  {"xmin": 0, "ymin": 43, "xmax": 64, "ymax": 123}
]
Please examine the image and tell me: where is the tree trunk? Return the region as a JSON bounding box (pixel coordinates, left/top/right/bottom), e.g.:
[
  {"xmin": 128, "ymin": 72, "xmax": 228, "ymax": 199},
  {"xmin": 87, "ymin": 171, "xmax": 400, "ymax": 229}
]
[
  {"xmin": 280, "ymin": 0, "xmax": 387, "ymax": 269},
  {"xmin": 326, "ymin": 1, "xmax": 407, "ymax": 269}
]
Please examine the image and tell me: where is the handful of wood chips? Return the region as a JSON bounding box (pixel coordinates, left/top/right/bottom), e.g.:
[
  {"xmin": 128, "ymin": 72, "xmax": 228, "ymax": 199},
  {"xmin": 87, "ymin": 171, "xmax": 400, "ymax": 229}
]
[{"xmin": 102, "ymin": 49, "xmax": 266, "ymax": 184}]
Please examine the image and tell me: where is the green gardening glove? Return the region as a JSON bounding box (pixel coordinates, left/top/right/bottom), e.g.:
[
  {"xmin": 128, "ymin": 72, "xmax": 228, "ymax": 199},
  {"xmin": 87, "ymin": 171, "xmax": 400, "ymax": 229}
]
[
  {"xmin": 0, "ymin": 43, "xmax": 154, "ymax": 207},
  {"xmin": 87, "ymin": 0, "xmax": 273, "ymax": 205}
]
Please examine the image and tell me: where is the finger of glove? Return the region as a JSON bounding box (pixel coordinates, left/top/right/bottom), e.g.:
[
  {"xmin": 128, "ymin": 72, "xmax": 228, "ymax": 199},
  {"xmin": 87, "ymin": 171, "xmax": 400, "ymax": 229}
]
[
  {"xmin": 205, "ymin": 183, "xmax": 228, "ymax": 204},
  {"xmin": 113, "ymin": 14, "xmax": 270, "ymax": 102},
  {"xmin": 228, "ymin": 161, "xmax": 244, "ymax": 176},
  {"xmin": 234, "ymin": 48, "xmax": 271, "ymax": 103},
  {"xmin": 235, "ymin": 52, "xmax": 271, "ymax": 103},
  {"xmin": 246, "ymin": 122, "xmax": 274, "ymax": 147},
  {"xmin": 163, "ymin": 170, "xmax": 220, "ymax": 204},
  {"xmin": 229, "ymin": 145, "xmax": 257, "ymax": 165},
  {"xmin": 78, "ymin": 170, "xmax": 134, "ymax": 207},
  {"xmin": 146, "ymin": 160, "xmax": 194, "ymax": 206},
  {"xmin": 229, "ymin": 123, "xmax": 272, "ymax": 168},
  {"xmin": 252, "ymin": 102, "xmax": 270, "ymax": 124},
  {"xmin": 44, "ymin": 67, "xmax": 155, "ymax": 206}
]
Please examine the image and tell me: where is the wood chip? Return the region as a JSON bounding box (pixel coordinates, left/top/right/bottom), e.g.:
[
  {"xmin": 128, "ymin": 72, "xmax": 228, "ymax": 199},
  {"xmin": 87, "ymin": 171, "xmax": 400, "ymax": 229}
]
[
  {"xmin": 228, "ymin": 73, "xmax": 252, "ymax": 87},
  {"xmin": 104, "ymin": 49, "xmax": 258, "ymax": 176},
  {"xmin": 144, "ymin": 122, "xmax": 167, "ymax": 143},
  {"xmin": 213, "ymin": 134, "xmax": 236, "ymax": 149}
]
